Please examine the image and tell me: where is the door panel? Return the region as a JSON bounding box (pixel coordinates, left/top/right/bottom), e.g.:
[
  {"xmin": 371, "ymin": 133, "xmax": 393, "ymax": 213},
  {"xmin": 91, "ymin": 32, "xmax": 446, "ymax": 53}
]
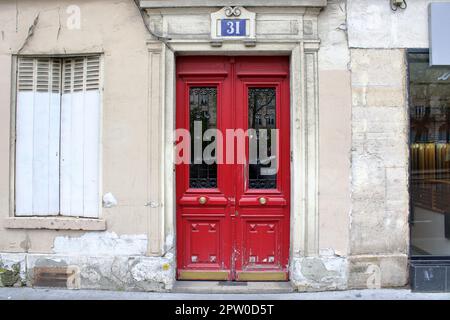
[
  {"xmin": 181, "ymin": 212, "xmax": 228, "ymax": 268},
  {"xmin": 176, "ymin": 56, "xmax": 290, "ymax": 281},
  {"xmin": 234, "ymin": 61, "xmax": 290, "ymax": 279}
]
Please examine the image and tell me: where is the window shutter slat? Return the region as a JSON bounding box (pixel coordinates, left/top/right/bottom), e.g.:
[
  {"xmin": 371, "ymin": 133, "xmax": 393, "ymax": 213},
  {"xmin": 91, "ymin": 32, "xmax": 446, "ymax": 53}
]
[
  {"xmin": 86, "ymin": 56, "xmax": 100, "ymax": 91},
  {"xmin": 63, "ymin": 59, "xmax": 73, "ymax": 93},
  {"xmin": 52, "ymin": 60, "xmax": 61, "ymax": 93},
  {"xmin": 17, "ymin": 58, "xmax": 35, "ymax": 91},
  {"xmin": 36, "ymin": 59, "xmax": 50, "ymax": 92}
]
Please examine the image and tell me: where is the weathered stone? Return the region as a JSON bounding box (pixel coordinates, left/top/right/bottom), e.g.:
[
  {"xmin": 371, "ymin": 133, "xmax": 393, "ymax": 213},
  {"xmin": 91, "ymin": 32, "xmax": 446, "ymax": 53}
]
[
  {"xmin": 348, "ymin": 0, "xmax": 438, "ymax": 49},
  {"xmin": 291, "ymin": 256, "xmax": 348, "ymax": 291},
  {"xmin": 352, "ymin": 86, "xmax": 405, "ymax": 108},
  {"xmin": 25, "ymin": 253, "xmax": 174, "ymax": 291},
  {"xmin": 318, "ymin": 0, "xmax": 350, "ymax": 70},
  {"xmin": 350, "ymin": 48, "xmax": 409, "ymax": 261},
  {"xmin": 351, "ymin": 49, "xmax": 405, "ymax": 87},
  {"xmin": 4, "ymin": 217, "xmax": 106, "ymax": 231},
  {"xmin": 52, "ymin": 232, "xmax": 148, "ymax": 256},
  {"xmin": 348, "ymin": 254, "xmax": 408, "ymax": 289},
  {"xmin": 0, "ymin": 253, "xmax": 26, "ymax": 287}
]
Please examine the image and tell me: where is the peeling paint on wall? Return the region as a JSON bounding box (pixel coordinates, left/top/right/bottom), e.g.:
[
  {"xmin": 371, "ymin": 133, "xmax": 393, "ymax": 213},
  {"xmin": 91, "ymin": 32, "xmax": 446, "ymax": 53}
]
[
  {"xmin": 25, "ymin": 253, "xmax": 175, "ymax": 291},
  {"xmin": 291, "ymin": 256, "xmax": 348, "ymax": 291},
  {"xmin": 53, "ymin": 232, "xmax": 148, "ymax": 256},
  {"xmin": 102, "ymin": 192, "xmax": 118, "ymax": 208}
]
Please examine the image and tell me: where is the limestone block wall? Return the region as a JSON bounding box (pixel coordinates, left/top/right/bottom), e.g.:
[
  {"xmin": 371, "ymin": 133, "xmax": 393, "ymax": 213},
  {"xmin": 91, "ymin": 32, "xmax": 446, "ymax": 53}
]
[
  {"xmin": 345, "ymin": 0, "xmax": 441, "ymax": 288},
  {"xmin": 310, "ymin": 0, "xmax": 411, "ymax": 290},
  {"xmin": 349, "ymin": 49, "xmax": 409, "ymax": 288}
]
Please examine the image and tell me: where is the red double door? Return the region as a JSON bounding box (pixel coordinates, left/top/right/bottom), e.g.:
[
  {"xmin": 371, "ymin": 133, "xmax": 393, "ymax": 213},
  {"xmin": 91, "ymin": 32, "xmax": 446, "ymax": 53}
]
[{"xmin": 176, "ymin": 56, "xmax": 290, "ymax": 281}]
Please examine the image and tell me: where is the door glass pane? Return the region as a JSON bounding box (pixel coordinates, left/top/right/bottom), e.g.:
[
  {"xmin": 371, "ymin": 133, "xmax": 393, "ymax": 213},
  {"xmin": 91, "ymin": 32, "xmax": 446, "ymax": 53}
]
[
  {"xmin": 189, "ymin": 87, "xmax": 217, "ymax": 188},
  {"xmin": 248, "ymin": 88, "xmax": 277, "ymax": 189},
  {"xmin": 409, "ymin": 52, "xmax": 450, "ymax": 256}
]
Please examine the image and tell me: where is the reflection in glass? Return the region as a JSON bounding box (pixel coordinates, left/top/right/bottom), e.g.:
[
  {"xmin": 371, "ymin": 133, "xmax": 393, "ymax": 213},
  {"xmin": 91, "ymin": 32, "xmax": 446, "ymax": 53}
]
[
  {"xmin": 189, "ymin": 87, "xmax": 217, "ymax": 188},
  {"xmin": 248, "ymin": 88, "xmax": 277, "ymax": 189},
  {"xmin": 409, "ymin": 53, "xmax": 450, "ymax": 256}
]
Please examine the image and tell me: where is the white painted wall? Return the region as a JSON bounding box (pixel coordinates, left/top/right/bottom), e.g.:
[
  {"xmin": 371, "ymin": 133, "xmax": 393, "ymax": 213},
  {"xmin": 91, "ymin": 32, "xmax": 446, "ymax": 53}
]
[
  {"xmin": 348, "ymin": 0, "xmax": 450, "ymax": 48},
  {"xmin": 52, "ymin": 232, "xmax": 148, "ymax": 256}
]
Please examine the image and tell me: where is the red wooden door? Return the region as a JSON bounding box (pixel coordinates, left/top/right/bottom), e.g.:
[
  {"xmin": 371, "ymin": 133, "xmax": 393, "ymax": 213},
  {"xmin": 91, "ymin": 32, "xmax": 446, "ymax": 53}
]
[{"xmin": 176, "ymin": 56, "xmax": 290, "ymax": 281}]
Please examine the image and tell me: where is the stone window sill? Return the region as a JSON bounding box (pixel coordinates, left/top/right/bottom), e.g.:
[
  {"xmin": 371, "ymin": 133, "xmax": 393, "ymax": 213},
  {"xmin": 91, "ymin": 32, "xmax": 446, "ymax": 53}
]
[{"xmin": 4, "ymin": 217, "xmax": 106, "ymax": 231}]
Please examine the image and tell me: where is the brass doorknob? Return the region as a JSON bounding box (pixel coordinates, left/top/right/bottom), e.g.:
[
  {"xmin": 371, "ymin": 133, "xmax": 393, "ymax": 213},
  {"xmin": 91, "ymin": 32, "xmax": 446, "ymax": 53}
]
[
  {"xmin": 198, "ymin": 196, "xmax": 207, "ymax": 205},
  {"xmin": 259, "ymin": 197, "xmax": 267, "ymax": 205}
]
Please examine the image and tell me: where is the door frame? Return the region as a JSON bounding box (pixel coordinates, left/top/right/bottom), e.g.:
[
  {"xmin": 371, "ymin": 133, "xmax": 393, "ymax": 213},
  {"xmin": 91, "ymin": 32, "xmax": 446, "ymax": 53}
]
[
  {"xmin": 175, "ymin": 56, "xmax": 291, "ymax": 280},
  {"xmin": 147, "ymin": 39, "xmax": 321, "ymax": 285}
]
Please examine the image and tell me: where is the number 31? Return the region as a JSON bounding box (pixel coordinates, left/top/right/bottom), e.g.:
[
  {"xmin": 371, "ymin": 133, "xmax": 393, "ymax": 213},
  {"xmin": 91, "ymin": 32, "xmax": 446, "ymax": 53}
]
[{"xmin": 227, "ymin": 21, "xmax": 240, "ymax": 35}]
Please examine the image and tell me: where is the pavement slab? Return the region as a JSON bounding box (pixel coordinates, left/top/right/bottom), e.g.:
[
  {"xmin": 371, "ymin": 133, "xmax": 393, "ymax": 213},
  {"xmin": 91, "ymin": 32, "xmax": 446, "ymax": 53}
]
[{"xmin": 0, "ymin": 287, "xmax": 449, "ymax": 300}]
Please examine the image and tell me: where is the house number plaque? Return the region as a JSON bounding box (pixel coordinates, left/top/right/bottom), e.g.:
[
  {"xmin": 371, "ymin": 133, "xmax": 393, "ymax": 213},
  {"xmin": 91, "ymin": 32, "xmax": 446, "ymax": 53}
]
[
  {"xmin": 211, "ymin": 6, "xmax": 256, "ymax": 40},
  {"xmin": 221, "ymin": 19, "xmax": 246, "ymax": 37}
]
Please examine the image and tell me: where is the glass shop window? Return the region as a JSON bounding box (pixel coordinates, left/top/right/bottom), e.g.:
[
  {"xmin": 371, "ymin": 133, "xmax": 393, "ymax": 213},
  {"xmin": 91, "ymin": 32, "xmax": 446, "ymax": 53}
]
[{"xmin": 409, "ymin": 52, "xmax": 450, "ymax": 256}]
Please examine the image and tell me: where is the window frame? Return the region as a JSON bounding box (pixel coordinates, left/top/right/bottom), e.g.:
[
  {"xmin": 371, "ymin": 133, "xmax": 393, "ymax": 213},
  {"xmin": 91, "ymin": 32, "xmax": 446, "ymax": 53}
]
[
  {"xmin": 407, "ymin": 48, "xmax": 450, "ymax": 260},
  {"xmin": 9, "ymin": 53, "xmax": 104, "ymax": 219}
]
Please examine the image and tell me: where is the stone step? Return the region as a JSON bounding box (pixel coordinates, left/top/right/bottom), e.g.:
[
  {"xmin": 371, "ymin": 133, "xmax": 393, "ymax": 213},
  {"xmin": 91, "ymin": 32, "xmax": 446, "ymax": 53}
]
[{"xmin": 173, "ymin": 281, "xmax": 294, "ymax": 294}]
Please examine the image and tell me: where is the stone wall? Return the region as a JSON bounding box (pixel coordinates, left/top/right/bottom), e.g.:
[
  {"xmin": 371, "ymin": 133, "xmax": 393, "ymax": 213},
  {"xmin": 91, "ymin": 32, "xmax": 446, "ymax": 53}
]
[
  {"xmin": 294, "ymin": 0, "xmax": 411, "ymax": 290},
  {"xmin": 350, "ymin": 50, "xmax": 409, "ymax": 261},
  {"xmin": 0, "ymin": 252, "xmax": 174, "ymax": 290},
  {"xmin": 347, "ymin": 0, "xmax": 415, "ymax": 288},
  {"xmin": 290, "ymin": 0, "xmax": 351, "ymax": 291}
]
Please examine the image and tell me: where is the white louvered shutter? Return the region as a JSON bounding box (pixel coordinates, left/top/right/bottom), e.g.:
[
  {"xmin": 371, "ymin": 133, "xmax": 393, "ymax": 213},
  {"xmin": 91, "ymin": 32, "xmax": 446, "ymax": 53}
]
[
  {"xmin": 60, "ymin": 56, "xmax": 101, "ymax": 217},
  {"xmin": 15, "ymin": 58, "xmax": 61, "ymax": 216}
]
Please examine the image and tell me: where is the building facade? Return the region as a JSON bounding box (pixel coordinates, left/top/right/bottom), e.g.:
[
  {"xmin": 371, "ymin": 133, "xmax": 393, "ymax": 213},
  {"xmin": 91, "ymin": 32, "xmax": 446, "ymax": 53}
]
[{"xmin": 0, "ymin": 0, "xmax": 448, "ymax": 292}]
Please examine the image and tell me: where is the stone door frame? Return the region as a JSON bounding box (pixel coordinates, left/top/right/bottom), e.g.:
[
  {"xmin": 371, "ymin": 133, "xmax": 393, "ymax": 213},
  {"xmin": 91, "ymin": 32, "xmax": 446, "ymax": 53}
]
[{"xmin": 143, "ymin": 5, "xmax": 323, "ymax": 287}]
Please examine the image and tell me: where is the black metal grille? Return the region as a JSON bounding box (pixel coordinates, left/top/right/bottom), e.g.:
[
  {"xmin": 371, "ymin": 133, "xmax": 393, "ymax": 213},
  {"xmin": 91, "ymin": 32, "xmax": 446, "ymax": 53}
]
[
  {"xmin": 189, "ymin": 87, "xmax": 217, "ymax": 189},
  {"xmin": 248, "ymin": 88, "xmax": 277, "ymax": 189}
]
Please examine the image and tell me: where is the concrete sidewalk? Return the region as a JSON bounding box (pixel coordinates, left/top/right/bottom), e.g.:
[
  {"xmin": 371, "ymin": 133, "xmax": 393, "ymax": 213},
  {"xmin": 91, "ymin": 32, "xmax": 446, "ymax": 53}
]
[{"xmin": 0, "ymin": 287, "xmax": 449, "ymax": 300}]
